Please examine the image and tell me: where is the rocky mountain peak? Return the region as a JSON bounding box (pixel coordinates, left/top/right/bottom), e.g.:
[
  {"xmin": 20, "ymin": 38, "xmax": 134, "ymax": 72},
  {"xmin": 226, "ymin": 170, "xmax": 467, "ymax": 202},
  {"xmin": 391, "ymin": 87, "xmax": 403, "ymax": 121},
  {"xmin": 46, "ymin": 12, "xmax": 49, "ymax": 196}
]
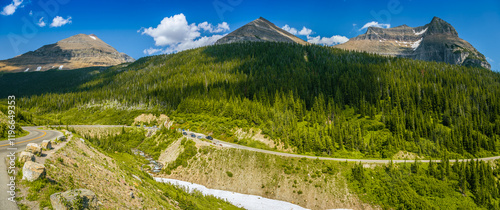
[
  {"xmin": 394, "ymin": 24, "xmax": 410, "ymax": 28},
  {"xmin": 0, "ymin": 34, "xmax": 135, "ymax": 72},
  {"xmin": 246, "ymin": 17, "xmax": 275, "ymax": 28},
  {"xmin": 335, "ymin": 17, "xmax": 490, "ymax": 69},
  {"xmin": 215, "ymin": 17, "xmax": 308, "ymax": 45},
  {"xmin": 426, "ymin": 16, "xmax": 458, "ymax": 36}
]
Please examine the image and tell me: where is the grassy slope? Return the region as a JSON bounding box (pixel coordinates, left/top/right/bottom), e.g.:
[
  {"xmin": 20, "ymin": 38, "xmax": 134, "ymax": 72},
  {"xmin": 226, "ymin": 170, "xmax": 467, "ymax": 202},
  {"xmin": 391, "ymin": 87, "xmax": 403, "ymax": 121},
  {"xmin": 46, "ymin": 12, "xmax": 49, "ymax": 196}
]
[
  {"xmin": 160, "ymin": 138, "xmax": 500, "ymax": 210},
  {"xmin": 160, "ymin": 142, "xmax": 373, "ymax": 210},
  {"xmin": 0, "ymin": 110, "xmax": 28, "ymax": 140},
  {"xmin": 16, "ymin": 129, "xmax": 242, "ymax": 209}
]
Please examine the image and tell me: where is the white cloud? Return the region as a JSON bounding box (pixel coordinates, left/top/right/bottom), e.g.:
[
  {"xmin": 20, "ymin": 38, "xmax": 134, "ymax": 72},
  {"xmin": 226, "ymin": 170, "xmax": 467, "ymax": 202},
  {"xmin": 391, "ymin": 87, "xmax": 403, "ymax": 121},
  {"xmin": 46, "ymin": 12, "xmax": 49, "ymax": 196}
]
[
  {"xmin": 486, "ymin": 57, "xmax": 495, "ymax": 63},
  {"xmin": 50, "ymin": 16, "xmax": 72, "ymax": 27},
  {"xmin": 282, "ymin": 24, "xmax": 298, "ymax": 35},
  {"xmin": 164, "ymin": 34, "xmax": 225, "ymax": 54},
  {"xmin": 359, "ymin": 21, "xmax": 391, "ymax": 31},
  {"xmin": 198, "ymin": 21, "xmax": 229, "ymax": 33},
  {"xmin": 282, "ymin": 23, "xmax": 347, "ymax": 46},
  {"xmin": 143, "ymin": 47, "xmax": 163, "ymax": 55},
  {"xmin": 141, "ymin": 14, "xmax": 200, "ymax": 46},
  {"xmin": 1, "ymin": 0, "xmax": 23, "ymax": 16},
  {"xmin": 298, "ymin": 26, "xmax": 313, "ymax": 36},
  {"xmin": 307, "ymin": 35, "xmax": 349, "ymax": 46},
  {"xmin": 29, "ymin": 10, "xmax": 32, "ymax": 16},
  {"xmin": 140, "ymin": 13, "xmax": 228, "ymax": 54},
  {"xmin": 282, "ymin": 25, "xmax": 313, "ymax": 36},
  {"xmin": 37, "ymin": 17, "xmax": 46, "ymax": 27}
]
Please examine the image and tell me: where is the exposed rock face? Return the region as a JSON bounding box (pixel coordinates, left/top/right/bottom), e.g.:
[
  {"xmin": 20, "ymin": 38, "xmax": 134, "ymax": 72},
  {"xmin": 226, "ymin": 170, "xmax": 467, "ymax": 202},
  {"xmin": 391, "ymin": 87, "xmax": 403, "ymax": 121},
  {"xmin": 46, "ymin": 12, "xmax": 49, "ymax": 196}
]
[
  {"xmin": 335, "ymin": 17, "xmax": 490, "ymax": 69},
  {"xmin": 26, "ymin": 143, "xmax": 42, "ymax": 156},
  {"xmin": 22, "ymin": 161, "xmax": 46, "ymax": 182},
  {"xmin": 59, "ymin": 135, "xmax": 68, "ymax": 141},
  {"xmin": 0, "ymin": 34, "xmax": 135, "ymax": 72},
  {"xmin": 19, "ymin": 151, "xmax": 35, "ymax": 163},
  {"xmin": 50, "ymin": 189, "xmax": 99, "ymax": 210},
  {"xmin": 215, "ymin": 17, "xmax": 308, "ymax": 45},
  {"xmin": 41, "ymin": 140, "xmax": 52, "ymax": 149}
]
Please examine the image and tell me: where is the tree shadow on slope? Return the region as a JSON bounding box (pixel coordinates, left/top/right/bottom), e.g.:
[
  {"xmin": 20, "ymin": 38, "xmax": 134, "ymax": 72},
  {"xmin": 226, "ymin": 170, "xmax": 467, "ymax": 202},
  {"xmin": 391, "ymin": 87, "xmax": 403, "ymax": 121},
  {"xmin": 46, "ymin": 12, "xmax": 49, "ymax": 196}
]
[
  {"xmin": 199, "ymin": 42, "xmax": 388, "ymax": 108},
  {"xmin": 0, "ymin": 66, "xmax": 109, "ymax": 98}
]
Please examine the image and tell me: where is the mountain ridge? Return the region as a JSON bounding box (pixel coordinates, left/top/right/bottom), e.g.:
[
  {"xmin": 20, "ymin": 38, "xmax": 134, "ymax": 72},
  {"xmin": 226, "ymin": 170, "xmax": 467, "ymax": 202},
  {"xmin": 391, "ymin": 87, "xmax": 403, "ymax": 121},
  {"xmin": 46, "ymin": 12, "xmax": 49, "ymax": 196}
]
[
  {"xmin": 335, "ymin": 17, "xmax": 490, "ymax": 69},
  {"xmin": 0, "ymin": 34, "xmax": 135, "ymax": 72},
  {"xmin": 215, "ymin": 17, "xmax": 308, "ymax": 45}
]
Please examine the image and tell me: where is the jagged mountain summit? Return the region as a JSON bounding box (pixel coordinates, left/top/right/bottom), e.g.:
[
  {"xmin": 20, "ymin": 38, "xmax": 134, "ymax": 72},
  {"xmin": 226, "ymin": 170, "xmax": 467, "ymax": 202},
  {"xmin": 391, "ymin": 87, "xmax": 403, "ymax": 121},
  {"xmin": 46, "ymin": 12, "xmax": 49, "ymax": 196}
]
[
  {"xmin": 215, "ymin": 17, "xmax": 308, "ymax": 45},
  {"xmin": 0, "ymin": 34, "xmax": 135, "ymax": 72},
  {"xmin": 335, "ymin": 17, "xmax": 490, "ymax": 69}
]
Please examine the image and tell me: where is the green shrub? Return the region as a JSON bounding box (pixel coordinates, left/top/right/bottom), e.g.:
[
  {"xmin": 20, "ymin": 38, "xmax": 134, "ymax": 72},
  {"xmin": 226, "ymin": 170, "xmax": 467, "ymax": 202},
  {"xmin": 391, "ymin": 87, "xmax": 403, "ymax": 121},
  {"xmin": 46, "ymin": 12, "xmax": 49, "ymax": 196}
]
[{"xmin": 165, "ymin": 139, "xmax": 198, "ymax": 171}]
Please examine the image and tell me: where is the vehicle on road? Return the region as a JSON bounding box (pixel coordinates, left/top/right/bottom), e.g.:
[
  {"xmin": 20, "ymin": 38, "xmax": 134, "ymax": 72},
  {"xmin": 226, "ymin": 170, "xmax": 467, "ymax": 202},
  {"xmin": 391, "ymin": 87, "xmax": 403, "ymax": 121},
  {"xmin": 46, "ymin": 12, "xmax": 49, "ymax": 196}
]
[
  {"xmin": 182, "ymin": 132, "xmax": 187, "ymax": 135},
  {"xmin": 190, "ymin": 133, "xmax": 196, "ymax": 138},
  {"xmin": 206, "ymin": 136, "xmax": 213, "ymax": 140},
  {"xmin": 197, "ymin": 136, "xmax": 202, "ymax": 139}
]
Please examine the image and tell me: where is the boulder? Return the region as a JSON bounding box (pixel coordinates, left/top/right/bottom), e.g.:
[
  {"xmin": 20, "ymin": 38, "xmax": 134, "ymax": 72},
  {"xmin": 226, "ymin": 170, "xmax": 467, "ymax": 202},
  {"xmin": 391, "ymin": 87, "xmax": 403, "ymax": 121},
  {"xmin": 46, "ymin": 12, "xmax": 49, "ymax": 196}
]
[
  {"xmin": 41, "ymin": 140, "xmax": 52, "ymax": 149},
  {"xmin": 58, "ymin": 135, "xmax": 67, "ymax": 141},
  {"xmin": 19, "ymin": 151, "xmax": 35, "ymax": 163},
  {"xmin": 22, "ymin": 161, "xmax": 46, "ymax": 182},
  {"xmin": 26, "ymin": 143, "xmax": 42, "ymax": 156},
  {"xmin": 50, "ymin": 189, "xmax": 99, "ymax": 210}
]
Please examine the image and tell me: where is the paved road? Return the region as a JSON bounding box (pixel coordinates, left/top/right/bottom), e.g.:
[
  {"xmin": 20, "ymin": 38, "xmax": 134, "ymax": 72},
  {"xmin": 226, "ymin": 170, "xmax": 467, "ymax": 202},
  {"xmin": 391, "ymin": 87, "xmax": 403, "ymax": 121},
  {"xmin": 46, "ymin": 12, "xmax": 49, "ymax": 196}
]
[
  {"xmin": 0, "ymin": 127, "xmax": 63, "ymax": 210},
  {"xmin": 184, "ymin": 131, "xmax": 500, "ymax": 164},
  {"xmin": 0, "ymin": 125, "xmax": 498, "ymax": 210}
]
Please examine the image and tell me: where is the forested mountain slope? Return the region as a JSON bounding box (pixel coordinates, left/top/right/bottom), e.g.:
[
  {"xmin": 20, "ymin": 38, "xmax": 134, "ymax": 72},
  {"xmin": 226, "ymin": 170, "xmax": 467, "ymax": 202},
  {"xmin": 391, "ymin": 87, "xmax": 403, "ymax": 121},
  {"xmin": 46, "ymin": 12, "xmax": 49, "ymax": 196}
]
[{"xmin": 1, "ymin": 42, "xmax": 500, "ymax": 159}]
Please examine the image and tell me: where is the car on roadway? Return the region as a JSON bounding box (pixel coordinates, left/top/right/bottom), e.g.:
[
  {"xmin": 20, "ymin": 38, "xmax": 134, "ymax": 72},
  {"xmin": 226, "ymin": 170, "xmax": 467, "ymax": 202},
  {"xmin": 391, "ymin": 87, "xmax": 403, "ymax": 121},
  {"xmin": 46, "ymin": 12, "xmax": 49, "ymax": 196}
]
[
  {"xmin": 205, "ymin": 136, "xmax": 213, "ymax": 140},
  {"xmin": 197, "ymin": 136, "xmax": 203, "ymax": 139},
  {"xmin": 182, "ymin": 132, "xmax": 187, "ymax": 135},
  {"xmin": 190, "ymin": 133, "xmax": 196, "ymax": 138}
]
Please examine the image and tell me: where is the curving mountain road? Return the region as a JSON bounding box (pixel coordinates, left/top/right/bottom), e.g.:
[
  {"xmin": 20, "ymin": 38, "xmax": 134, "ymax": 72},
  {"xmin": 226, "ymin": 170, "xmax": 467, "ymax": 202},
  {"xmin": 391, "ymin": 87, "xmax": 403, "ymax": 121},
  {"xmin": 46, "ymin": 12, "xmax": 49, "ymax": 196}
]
[
  {"xmin": 185, "ymin": 131, "xmax": 500, "ymax": 164},
  {"xmin": 2, "ymin": 125, "xmax": 500, "ymax": 210},
  {"xmin": 20, "ymin": 125, "xmax": 500, "ymax": 164},
  {"xmin": 1, "ymin": 125, "xmax": 499, "ymax": 209},
  {"xmin": 0, "ymin": 127, "xmax": 63, "ymax": 210}
]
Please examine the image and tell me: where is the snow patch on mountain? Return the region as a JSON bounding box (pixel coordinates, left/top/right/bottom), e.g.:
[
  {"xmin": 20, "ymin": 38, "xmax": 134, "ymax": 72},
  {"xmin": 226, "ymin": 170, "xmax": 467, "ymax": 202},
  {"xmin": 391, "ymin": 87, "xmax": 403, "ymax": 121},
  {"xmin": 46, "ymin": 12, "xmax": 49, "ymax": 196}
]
[
  {"xmin": 155, "ymin": 177, "xmax": 309, "ymax": 210},
  {"xmin": 415, "ymin": 27, "xmax": 428, "ymax": 36},
  {"xmin": 412, "ymin": 38, "xmax": 423, "ymax": 50}
]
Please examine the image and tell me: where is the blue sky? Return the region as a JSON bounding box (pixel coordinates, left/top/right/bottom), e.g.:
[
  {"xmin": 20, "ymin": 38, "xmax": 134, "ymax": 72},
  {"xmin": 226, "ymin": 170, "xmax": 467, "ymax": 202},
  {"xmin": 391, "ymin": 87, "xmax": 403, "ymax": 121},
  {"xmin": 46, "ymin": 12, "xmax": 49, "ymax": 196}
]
[{"xmin": 1, "ymin": 0, "xmax": 499, "ymax": 70}]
